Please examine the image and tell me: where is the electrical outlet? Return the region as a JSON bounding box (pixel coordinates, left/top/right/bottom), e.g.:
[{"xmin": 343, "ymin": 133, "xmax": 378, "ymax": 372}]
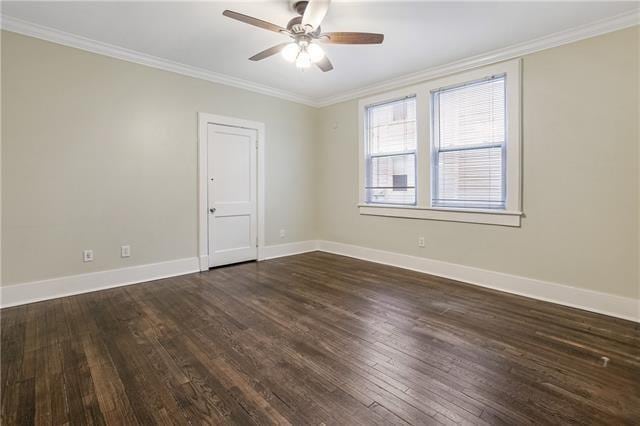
[
  {"xmin": 83, "ymin": 250, "xmax": 94, "ymax": 262},
  {"xmin": 418, "ymin": 237, "xmax": 426, "ymax": 248},
  {"xmin": 121, "ymin": 245, "xmax": 131, "ymax": 258},
  {"xmin": 279, "ymin": 229, "xmax": 286, "ymax": 238}
]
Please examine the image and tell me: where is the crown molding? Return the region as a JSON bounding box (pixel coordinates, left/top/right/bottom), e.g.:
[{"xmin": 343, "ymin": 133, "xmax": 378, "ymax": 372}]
[
  {"xmin": 313, "ymin": 8, "xmax": 640, "ymax": 107},
  {"xmin": 0, "ymin": 14, "xmax": 319, "ymax": 107},
  {"xmin": 2, "ymin": 9, "xmax": 638, "ymax": 109}
]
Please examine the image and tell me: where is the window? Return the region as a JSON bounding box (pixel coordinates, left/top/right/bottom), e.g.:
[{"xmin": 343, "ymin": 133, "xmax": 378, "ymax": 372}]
[
  {"xmin": 365, "ymin": 97, "xmax": 417, "ymax": 205},
  {"xmin": 431, "ymin": 75, "xmax": 506, "ymax": 209},
  {"xmin": 358, "ymin": 59, "xmax": 522, "ymax": 226}
]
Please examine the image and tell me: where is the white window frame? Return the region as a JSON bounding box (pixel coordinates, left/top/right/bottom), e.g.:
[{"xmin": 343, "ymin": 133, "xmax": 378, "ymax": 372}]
[
  {"xmin": 358, "ymin": 59, "xmax": 522, "ymax": 227},
  {"xmin": 364, "ymin": 96, "xmax": 418, "ymax": 206}
]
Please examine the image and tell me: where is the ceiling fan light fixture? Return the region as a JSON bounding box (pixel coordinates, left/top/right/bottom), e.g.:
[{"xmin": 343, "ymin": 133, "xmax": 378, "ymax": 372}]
[
  {"xmin": 307, "ymin": 43, "xmax": 325, "ymax": 63},
  {"xmin": 281, "ymin": 42, "xmax": 300, "ymax": 62},
  {"xmin": 223, "ymin": 0, "xmax": 384, "ymax": 72}
]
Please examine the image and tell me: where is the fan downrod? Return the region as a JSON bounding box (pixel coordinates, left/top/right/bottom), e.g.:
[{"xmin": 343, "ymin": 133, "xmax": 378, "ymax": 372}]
[{"xmin": 293, "ymin": 1, "xmax": 309, "ymax": 16}]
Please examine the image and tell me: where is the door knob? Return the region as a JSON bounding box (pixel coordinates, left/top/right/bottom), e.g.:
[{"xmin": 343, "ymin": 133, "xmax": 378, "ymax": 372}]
[{"xmin": 209, "ymin": 208, "xmax": 216, "ymax": 214}]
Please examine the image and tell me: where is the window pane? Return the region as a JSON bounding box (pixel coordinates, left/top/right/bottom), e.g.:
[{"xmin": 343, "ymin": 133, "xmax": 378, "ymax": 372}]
[
  {"xmin": 367, "ymin": 97, "xmax": 416, "ymax": 154},
  {"xmin": 436, "ymin": 77, "xmax": 505, "ymax": 149},
  {"xmin": 367, "ymin": 153, "xmax": 415, "ymax": 204},
  {"xmin": 432, "ymin": 76, "xmax": 506, "ymax": 209},
  {"xmin": 434, "ymin": 147, "xmax": 504, "ymax": 209}
]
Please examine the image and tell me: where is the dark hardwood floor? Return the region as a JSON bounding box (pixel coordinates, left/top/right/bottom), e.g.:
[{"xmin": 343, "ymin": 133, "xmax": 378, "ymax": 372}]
[{"xmin": 1, "ymin": 251, "xmax": 639, "ymax": 425}]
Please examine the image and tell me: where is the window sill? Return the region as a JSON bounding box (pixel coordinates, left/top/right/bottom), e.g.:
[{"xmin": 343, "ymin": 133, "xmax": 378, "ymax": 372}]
[{"xmin": 358, "ymin": 204, "xmax": 522, "ymax": 227}]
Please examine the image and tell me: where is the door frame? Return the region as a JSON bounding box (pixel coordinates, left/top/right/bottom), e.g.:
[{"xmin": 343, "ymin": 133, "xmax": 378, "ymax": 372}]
[{"xmin": 197, "ymin": 113, "xmax": 266, "ymax": 271}]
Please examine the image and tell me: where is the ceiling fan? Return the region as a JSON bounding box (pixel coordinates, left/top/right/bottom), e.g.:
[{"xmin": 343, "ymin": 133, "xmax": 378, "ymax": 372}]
[{"xmin": 222, "ymin": 0, "xmax": 384, "ymax": 72}]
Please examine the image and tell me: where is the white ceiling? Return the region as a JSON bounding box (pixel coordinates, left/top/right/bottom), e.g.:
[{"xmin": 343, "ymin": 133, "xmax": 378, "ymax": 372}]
[{"xmin": 3, "ymin": 1, "xmax": 638, "ymax": 102}]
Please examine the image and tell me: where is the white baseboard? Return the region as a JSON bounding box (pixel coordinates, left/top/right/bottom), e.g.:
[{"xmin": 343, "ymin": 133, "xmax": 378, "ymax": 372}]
[
  {"xmin": 0, "ymin": 241, "xmax": 319, "ymax": 309},
  {"xmin": 316, "ymin": 240, "xmax": 639, "ymax": 323},
  {"xmin": 261, "ymin": 240, "xmax": 319, "ymax": 260},
  {"xmin": 0, "ymin": 257, "xmax": 200, "ymax": 308},
  {"xmin": 2, "ymin": 240, "xmax": 637, "ymax": 322}
]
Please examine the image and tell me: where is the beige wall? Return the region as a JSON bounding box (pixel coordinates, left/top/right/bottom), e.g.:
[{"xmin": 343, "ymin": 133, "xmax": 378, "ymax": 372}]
[
  {"xmin": 2, "ymin": 28, "xmax": 638, "ymax": 302},
  {"xmin": 316, "ymin": 27, "xmax": 639, "ymax": 300},
  {"xmin": 1, "ymin": 31, "xmax": 317, "ymax": 285}
]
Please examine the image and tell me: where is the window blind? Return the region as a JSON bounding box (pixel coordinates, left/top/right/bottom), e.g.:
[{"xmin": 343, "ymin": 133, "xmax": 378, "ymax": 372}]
[
  {"xmin": 432, "ymin": 76, "xmax": 506, "ymax": 209},
  {"xmin": 366, "ymin": 97, "xmax": 417, "ymax": 204}
]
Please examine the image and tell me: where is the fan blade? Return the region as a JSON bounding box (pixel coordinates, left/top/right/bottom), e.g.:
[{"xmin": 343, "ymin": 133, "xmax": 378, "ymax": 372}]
[
  {"xmin": 249, "ymin": 43, "xmax": 290, "ymax": 61},
  {"xmin": 301, "ymin": 0, "xmax": 331, "ymax": 31},
  {"xmin": 315, "ymin": 55, "xmax": 334, "ymax": 72},
  {"xmin": 222, "ymin": 10, "xmax": 288, "ymax": 34},
  {"xmin": 320, "ymin": 32, "xmax": 384, "ymax": 44}
]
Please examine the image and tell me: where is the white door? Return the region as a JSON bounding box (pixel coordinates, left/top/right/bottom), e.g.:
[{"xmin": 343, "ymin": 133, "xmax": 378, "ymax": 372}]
[{"xmin": 207, "ymin": 124, "xmax": 257, "ymax": 267}]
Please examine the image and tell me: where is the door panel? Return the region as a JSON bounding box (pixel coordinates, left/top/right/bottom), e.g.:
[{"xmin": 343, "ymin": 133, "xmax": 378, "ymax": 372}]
[{"xmin": 207, "ymin": 124, "xmax": 257, "ymax": 267}]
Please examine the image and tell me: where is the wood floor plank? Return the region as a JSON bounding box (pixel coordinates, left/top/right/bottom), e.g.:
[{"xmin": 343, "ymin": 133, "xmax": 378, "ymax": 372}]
[{"xmin": 2, "ymin": 252, "xmax": 639, "ymax": 425}]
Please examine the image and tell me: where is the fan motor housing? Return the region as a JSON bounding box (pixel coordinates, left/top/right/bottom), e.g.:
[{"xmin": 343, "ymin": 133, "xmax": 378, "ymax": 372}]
[
  {"xmin": 286, "ymin": 16, "xmax": 303, "ymax": 31},
  {"xmin": 287, "ymin": 15, "xmax": 321, "ymax": 36}
]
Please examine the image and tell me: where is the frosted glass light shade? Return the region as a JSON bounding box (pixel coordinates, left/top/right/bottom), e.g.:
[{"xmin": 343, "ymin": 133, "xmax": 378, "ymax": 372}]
[
  {"xmin": 296, "ymin": 50, "xmax": 312, "ymax": 69},
  {"xmin": 307, "ymin": 43, "xmax": 325, "ymax": 63},
  {"xmin": 281, "ymin": 43, "xmax": 300, "ymax": 62}
]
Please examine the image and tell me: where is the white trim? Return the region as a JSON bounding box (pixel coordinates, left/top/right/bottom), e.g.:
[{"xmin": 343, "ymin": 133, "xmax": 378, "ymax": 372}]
[
  {"xmin": 2, "ymin": 241, "xmax": 637, "ymax": 322},
  {"xmin": 199, "ymin": 255, "xmax": 209, "ymax": 271},
  {"xmin": 358, "ymin": 205, "xmax": 522, "ymax": 227},
  {"xmin": 0, "ymin": 15, "xmax": 317, "ymax": 107},
  {"xmin": 316, "ymin": 241, "xmax": 639, "ymax": 323},
  {"xmin": 426, "ymin": 59, "xmax": 522, "ymax": 213},
  {"xmin": 314, "ymin": 9, "xmax": 640, "ymax": 107},
  {"xmin": 1, "ymin": 10, "xmax": 638, "ymax": 108},
  {"xmin": 358, "ymin": 87, "xmax": 427, "ymax": 206},
  {"xmin": 0, "ymin": 257, "xmax": 199, "ymax": 308},
  {"xmin": 198, "ymin": 113, "xmax": 266, "ymax": 270},
  {"xmin": 0, "ymin": 241, "xmax": 319, "ymax": 308},
  {"xmin": 358, "ymin": 59, "xmax": 522, "ymax": 226},
  {"xmin": 261, "ymin": 241, "xmax": 319, "ymax": 260}
]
